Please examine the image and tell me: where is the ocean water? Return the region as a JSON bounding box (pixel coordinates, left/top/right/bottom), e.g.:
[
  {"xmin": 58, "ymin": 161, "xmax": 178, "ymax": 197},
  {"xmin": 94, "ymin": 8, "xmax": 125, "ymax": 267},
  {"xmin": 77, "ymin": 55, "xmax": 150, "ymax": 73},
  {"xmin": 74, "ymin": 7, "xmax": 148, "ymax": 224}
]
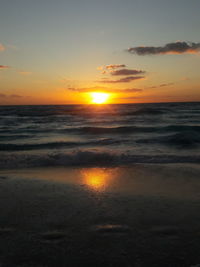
[{"xmin": 0, "ymin": 102, "xmax": 200, "ymax": 168}]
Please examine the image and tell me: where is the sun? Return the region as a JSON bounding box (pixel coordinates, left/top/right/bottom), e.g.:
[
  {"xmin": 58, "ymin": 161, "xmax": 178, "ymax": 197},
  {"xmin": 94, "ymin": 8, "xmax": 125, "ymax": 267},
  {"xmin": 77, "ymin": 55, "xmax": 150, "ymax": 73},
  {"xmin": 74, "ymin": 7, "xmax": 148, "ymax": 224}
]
[{"xmin": 91, "ymin": 92, "xmax": 109, "ymax": 104}]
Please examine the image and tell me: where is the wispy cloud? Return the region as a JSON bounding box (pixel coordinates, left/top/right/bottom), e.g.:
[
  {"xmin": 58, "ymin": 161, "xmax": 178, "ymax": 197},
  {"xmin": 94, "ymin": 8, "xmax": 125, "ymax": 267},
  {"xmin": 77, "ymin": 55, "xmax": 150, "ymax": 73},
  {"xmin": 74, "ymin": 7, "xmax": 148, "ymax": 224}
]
[
  {"xmin": 0, "ymin": 43, "xmax": 5, "ymax": 52},
  {"xmin": 9, "ymin": 94, "xmax": 23, "ymax": 98},
  {"xmin": 113, "ymin": 88, "xmax": 143, "ymax": 93},
  {"xmin": 159, "ymin": 83, "xmax": 174, "ymax": 87},
  {"xmin": 148, "ymin": 82, "xmax": 174, "ymax": 89},
  {"xmin": 0, "ymin": 65, "xmax": 10, "ymax": 69},
  {"xmin": 97, "ymin": 64, "xmax": 126, "ymax": 73},
  {"xmin": 0, "ymin": 93, "xmax": 6, "ymax": 97},
  {"xmin": 116, "ymin": 95, "xmax": 174, "ymax": 101},
  {"xmin": 66, "ymin": 86, "xmax": 110, "ymax": 93},
  {"xmin": 99, "ymin": 76, "xmax": 145, "ymax": 83},
  {"xmin": 7, "ymin": 44, "xmax": 18, "ymax": 51},
  {"xmin": 17, "ymin": 71, "xmax": 32, "ymax": 75},
  {"xmin": 67, "ymin": 87, "xmax": 90, "ymax": 93},
  {"xmin": 0, "ymin": 93, "xmax": 23, "ymax": 98},
  {"xmin": 127, "ymin": 42, "xmax": 200, "ymax": 55},
  {"xmin": 67, "ymin": 86, "xmax": 143, "ymax": 93},
  {"xmin": 111, "ymin": 69, "xmax": 145, "ymax": 76},
  {"xmin": 105, "ymin": 64, "xmax": 126, "ymax": 69}
]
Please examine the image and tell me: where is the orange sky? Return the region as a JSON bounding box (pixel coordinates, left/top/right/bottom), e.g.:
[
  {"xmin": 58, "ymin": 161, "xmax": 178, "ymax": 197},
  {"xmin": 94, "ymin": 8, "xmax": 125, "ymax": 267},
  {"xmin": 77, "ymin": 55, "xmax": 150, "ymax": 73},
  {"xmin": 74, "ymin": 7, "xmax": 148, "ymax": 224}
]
[{"xmin": 0, "ymin": 1, "xmax": 200, "ymax": 105}]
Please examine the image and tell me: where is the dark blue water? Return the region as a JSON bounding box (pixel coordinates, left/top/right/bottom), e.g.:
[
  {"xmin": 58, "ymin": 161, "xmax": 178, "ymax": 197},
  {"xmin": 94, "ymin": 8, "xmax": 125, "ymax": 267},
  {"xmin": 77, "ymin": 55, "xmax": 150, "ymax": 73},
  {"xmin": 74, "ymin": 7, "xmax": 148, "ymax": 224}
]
[{"xmin": 0, "ymin": 102, "xmax": 200, "ymax": 168}]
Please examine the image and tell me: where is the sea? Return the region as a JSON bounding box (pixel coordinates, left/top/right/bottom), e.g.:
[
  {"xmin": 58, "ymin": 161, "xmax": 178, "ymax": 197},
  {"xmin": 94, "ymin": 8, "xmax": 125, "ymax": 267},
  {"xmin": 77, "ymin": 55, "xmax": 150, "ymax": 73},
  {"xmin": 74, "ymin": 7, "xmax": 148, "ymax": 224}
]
[{"xmin": 0, "ymin": 102, "xmax": 200, "ymax": 169}]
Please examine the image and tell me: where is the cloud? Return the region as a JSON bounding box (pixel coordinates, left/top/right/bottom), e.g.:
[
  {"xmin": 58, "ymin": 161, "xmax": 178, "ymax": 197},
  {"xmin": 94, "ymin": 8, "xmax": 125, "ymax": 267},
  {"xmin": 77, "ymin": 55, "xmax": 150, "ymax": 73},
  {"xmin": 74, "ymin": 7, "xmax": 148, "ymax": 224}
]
[
  {"xmin": 111, "ymin": 68, "xmax": 145, "ymax": 76},
  {"xmin": 181, "ymin": 77, "xmax": 190, "ymax": 81},
  {"xmin": 7, "ymin": 44, "xmax": 18, "ymax": 51},
  {"xmin": 0, "ymin": 93, "xmax": 6, "ymax": 97},
  {"xmin": 127, "ymin": 42, "xmax": 200, "ymax": 55},
  {"xmin": 105, "ymin": 64, "xmax": 126, "ymax": 69},
  {"xmin": 9, "ymin": 94, "xmax": 23, "ymax": 98},
  {"xmin": 67, "ymin": 87, "xmax": 88, "ymax": 93},
  {"xmin": 97, "ymin": 66, "xmax": 104, "ymax": 71},
  {"xmin": 67, "ymin": 86, "xmax": 109, "ymax": 93},
  {"xmin": 0, "ymin": 93, "xmax": 23, "ymax": 98},
  {"xmin": 116, "ymin": 95, "xmax": 173, "ymax": 101},
  {"xmin": 18, "ymin": 71, "xmax": 32, "ymax": 75},
  {"xmin": 113, "ymin": 88, "xmax": 143, "ymax": 93},
  {"xmin": 97, "ymin": 64, "xmax": 126, "ymax": 71},
  {"xmin": 115, "ymin": 96, "xmax": 144, "ymax": 100},
  {"xmin": 0, "ymin": 65, "xmax": 9, "ymax": 69},
  {"xmin": 67, "ymin": 86, "xmax": 143, "ymax": 93},
  {"xmin": 0, "ymin": 44, "xmax": 5, "ymax": 52},
  {"xmin": 101, "ymin": 70, "xmax": 107, "ymax": 74},
  {"xmin": 99, "ymin": 76, "xmax": 145, "ymax": 83},
  {"xmin": 148, "ymin": 82, "xmax": 174, "ymax": 89},
  {"xmin": 159, "ymin": 83, "xmax": 174, "ymax": 87}
]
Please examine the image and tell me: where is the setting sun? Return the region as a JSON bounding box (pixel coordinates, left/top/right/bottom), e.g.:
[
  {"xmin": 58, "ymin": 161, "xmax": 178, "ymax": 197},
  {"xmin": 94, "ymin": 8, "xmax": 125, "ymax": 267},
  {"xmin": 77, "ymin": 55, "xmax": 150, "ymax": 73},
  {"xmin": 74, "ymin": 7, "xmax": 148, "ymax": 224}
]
[{"xmin": 91, "ymin": 92, "xmax": 109, "ymax": 104}]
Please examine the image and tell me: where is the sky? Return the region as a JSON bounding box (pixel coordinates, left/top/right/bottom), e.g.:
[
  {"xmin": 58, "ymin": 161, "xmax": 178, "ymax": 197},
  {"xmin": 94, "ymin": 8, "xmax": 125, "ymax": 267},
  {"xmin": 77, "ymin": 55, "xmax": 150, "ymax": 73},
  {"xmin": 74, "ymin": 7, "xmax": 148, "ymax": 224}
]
[{"xmin": 0, "ymin": 0, "xmax": 200, "ymax": 105}]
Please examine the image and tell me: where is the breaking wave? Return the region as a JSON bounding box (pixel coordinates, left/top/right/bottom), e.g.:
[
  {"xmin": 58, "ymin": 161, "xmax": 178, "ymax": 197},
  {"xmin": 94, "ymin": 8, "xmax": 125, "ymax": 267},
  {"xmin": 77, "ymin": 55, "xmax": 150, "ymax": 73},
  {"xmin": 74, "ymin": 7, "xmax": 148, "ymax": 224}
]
[
  {"xmin": 0, "ymin": 150, "xmax": 200, "ymax": 169},
  {"xmin": 0, "ymin": 138, "xmax": 125, "ymax": 151},
  {"xmin": 137, "ymin": 131, "xmax": 200, "ymax": 148},
  {"xmin": 0, "ymin": 103, "xmax": 200, "ymax": 169}
]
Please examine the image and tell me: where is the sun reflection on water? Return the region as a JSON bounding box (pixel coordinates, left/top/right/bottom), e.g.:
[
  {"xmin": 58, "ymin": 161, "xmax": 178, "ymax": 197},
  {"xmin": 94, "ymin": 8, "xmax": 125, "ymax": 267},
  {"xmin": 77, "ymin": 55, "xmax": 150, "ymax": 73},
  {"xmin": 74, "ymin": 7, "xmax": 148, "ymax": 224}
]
[{"xmin": 81, "ymin": 168, "xmax": 114, "ymax": 191}]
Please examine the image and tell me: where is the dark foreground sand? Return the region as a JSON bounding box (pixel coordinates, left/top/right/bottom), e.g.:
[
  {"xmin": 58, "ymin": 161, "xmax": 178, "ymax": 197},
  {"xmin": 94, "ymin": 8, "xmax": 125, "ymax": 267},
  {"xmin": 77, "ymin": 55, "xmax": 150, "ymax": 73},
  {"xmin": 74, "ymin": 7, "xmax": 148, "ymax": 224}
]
[{"xmin": 0, "ymin": 164, "xmax": 200, "ymax": 267}]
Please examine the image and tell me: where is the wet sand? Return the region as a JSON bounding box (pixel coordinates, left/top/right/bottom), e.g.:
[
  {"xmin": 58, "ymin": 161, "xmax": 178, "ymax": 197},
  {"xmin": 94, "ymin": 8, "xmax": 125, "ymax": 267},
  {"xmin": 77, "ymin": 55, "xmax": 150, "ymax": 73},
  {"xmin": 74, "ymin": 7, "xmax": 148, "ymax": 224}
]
[{"xmin": 0, "ymin": 164, "xmax": 200, "ymax": 267}]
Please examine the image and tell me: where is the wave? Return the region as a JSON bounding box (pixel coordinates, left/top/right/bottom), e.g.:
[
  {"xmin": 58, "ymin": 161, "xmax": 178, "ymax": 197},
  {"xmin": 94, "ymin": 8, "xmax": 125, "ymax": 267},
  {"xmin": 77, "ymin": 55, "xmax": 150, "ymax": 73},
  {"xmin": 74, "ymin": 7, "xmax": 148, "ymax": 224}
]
[
  {"xmin": 64, "ymin": 125, "xmax": 200, "ymax": 135},
  {"xmin": 0, "ymin": 134, "xmax": 35, "ymax": 141},
  {"xmin": 137, "ymin": 131, "xmax": 200, "ymax": 148},
  {"xmin": 0, "ymin": 150, "xmax": 199, "ymax": 169},
  {"xmin": 1, "ymin": 103, "xmax": 200, "ymax": 119},
  {"xmin": 0, "ymin": 105, "xmax": 177, "ymax": 117},
  {"xmin": 1, "ymin": 124, "xmax": 200, "ymax": 136},
  {"xmin": 1, "ymin": 129, "xmax": 200, "ymax": 151},
  {"xmin": 0, "ymin": 138, "xmax": 126, "ymax": 151},
  {"xmin": 126, "ymin": 107, "xmax": 169, "ymax": 116},
  {"xmin": 69, "ymin": 126, "xmax": 156, "ymax": 134},
  {"xmin": 164, "ymin": 131, "xmax": 200, "ymax": 147}
]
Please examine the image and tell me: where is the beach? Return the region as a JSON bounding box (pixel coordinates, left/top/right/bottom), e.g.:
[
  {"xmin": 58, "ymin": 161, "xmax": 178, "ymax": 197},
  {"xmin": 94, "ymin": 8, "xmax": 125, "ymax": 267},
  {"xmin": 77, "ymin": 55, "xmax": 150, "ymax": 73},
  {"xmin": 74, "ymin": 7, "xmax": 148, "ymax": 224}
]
[
  {"xmin": 0, "ymin": 164, "xmax": 200, "ymax": 267},
  {"xmin": 0, "ymin": 103, "xmax": 200, "ymax": 266},
  {"xmin": 1, "ymin": 0, "xmax": 200, "ymax": 265}
]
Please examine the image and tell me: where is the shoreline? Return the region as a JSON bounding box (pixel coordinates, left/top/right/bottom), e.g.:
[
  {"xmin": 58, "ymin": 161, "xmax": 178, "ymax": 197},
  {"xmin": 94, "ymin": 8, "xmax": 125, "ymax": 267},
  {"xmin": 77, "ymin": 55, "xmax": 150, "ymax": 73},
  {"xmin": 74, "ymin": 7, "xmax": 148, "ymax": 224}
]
[
  {"xmin": 0, "ymin": 152, "xmax": 200, "ymax": 170},
  {"xmin": 0, "ymin": 164, "xmax": 200, "ymax": 266}
]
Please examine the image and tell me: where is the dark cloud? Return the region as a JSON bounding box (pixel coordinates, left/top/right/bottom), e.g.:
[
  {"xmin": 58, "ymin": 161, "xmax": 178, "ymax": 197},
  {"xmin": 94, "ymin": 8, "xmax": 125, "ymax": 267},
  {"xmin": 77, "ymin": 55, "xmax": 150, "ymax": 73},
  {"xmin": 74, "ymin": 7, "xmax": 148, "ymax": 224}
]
[
  {"xmin": 115, "ymin": 96, "xmax": 144, "ymax": 100},
  {"xmin": 67, "ymin": 86, "xmax": 143, "ymax": 93},
  {"xmin": 9, "ymin": 94, "xmax": 23, "ymax": 98},
  {"xmin": 67, "ymin": 86, "xmax": 106, "ymax": 93},
  {"xmin": 148, "ymin": 83, "xmax": 174, "ymax": 89},
  {"xmin": 0, "ymin": 65, "xmax": 9, "ymax": 69},
  {"xmin": 127, "ymin": 42, "xmax": 200, "ymax": 55},
  {"xmin": 111, "ymin": 69, "xmax": 145, "ymax": 76},
  {"xmin": 99, "ymin": 76, "xmax": 145, "ymax": 83},
  {"xmin": 97, "ymin": 64, "xmax": 126, "ymax": 74},
  {"xmin": 105, "ymin": 64, "xmax": 126, "ymax": 69},
  {"xmin": 116, "ymin": 95, "xmax": 173, "ymax": 101},
  {"xmin": 67, "ymin": 87, "xmax": 87, "ymax": 92},
  {"xmin": 114, "ymin": 88, "xmax": 143, "ymax": 93},
  {"xmin": 159, "ymin": 83, "xmax": 174, "ymax": 87},
  {"xmin": 0, "ymin": 93, "xmax": 23, "ymax": 98},
  {"xmin": 0, "ymin": 93, "xmax": 6, "ymax": 97}
]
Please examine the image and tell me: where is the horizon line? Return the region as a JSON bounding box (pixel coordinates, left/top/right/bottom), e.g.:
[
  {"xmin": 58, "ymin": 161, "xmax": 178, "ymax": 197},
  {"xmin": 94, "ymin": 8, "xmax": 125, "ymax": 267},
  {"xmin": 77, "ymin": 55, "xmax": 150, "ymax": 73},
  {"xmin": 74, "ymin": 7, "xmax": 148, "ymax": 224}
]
[{"xmin": 0, "ymin": 100, "xmax": 200, "ymax": 106}]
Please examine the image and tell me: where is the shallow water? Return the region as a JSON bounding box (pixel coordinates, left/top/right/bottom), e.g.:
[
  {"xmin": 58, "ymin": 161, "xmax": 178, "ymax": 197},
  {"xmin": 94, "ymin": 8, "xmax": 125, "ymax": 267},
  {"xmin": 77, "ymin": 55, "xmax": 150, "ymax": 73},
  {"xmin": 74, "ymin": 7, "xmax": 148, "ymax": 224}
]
[
  {"xmin": 1, "ymin": 164, "xmax": 200, "ymax": 200},
  {"xmin": 1, "ymin": 164, "xmax": 200, "ymax": 266}
]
